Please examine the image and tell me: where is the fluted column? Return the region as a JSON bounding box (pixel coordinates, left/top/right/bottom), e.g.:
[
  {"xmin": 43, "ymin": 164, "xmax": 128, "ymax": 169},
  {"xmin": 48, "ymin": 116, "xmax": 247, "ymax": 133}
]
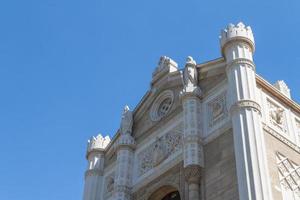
[
  {"xmin": 83, "ymin": 134, "xmax": 111, "ymax": 200},
  {"xmin": 221, "ymin": 22, "xmax": 272, "ymax": 200},
  {"xmin": 181, "ymin": 56, "xmax": 204, "ymax": 200},
  {"xmin": 114, "ymin": 106, "xmax": 135, "ymax": 200}
]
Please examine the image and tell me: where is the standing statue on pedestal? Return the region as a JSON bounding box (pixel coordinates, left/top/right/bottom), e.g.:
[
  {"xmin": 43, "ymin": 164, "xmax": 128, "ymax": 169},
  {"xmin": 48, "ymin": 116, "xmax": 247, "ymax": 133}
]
[
  {"xmin": 121, "ymin": 105, "xmax": 133, "ymax": 135},
  {"xmin": 181, "ymin": 56, "xmax": 202, "ymax": 97}
]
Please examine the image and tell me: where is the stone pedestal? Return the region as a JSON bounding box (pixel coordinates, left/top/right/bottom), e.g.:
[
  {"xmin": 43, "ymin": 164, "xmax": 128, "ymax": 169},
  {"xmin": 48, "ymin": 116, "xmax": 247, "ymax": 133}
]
[
  {"xmin": 181, "ymin": 56, "xmax": 204, "ymax": 200},
  {"xmin": 114, "ymin": 106, "xmax": 135, "ymax": 200}
]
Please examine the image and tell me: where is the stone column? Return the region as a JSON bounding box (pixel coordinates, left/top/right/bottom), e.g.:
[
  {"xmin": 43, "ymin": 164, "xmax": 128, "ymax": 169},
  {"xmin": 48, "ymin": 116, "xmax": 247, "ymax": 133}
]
[
  {"xmin": 180, "ymin": 56, "xmax": 204, "ymax": 200},
  {"xmin": 220, "ymin": 22, "xmax": 272, "ymax": 199},
  {"xmin": 83, "ymin": 134, "xmax": 111, "ymax": 200},
  {"xmin": 114, "ymin": 106, "xmax": 135, "ymax": 200}
]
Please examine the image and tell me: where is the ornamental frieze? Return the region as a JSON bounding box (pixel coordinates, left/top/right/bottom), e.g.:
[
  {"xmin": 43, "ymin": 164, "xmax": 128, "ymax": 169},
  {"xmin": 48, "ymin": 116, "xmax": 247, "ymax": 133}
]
[{"xmin": 138, "ymin": 124, "xmax": 183, "ymax": 176}]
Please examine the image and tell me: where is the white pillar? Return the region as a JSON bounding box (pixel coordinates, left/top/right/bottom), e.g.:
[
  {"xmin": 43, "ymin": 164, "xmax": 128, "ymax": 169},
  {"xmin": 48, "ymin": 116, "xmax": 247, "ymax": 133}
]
[
  {"xmin": 114, "ymin": 106, "xmax": 135, "ymax": 200},
  {"xmin": 83, "ymin": 134, "xmax": 111, "ymax": 200},
  {"xmin": 220, "ymin": 22, "xmax": 272, "ymax": 200},
  {"xmin": 181, "ymin": 57, "xmax": 204, "ymax": 200}
]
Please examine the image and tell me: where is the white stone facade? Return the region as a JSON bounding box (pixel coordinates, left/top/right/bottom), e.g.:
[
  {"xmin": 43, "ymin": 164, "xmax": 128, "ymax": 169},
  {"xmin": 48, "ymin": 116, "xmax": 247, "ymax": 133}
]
[{"xmin": 82, "ymin": 22, "xmax": 300, "ymax": 200}]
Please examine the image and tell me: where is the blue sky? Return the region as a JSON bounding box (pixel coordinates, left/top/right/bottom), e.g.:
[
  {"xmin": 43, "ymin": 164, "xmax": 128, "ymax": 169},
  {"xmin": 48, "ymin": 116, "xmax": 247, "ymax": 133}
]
[{"xmin": 0, "ymin": 0, "xmax": 299, "ymax": 199}]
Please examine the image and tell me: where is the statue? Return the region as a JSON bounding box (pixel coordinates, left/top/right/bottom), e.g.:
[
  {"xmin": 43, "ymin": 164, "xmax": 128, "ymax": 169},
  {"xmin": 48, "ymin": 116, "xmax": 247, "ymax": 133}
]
[
  {"xmin": 183, "ymin": 56, "xmax": 198, "ymax": 87},
  {"xmin": 120, "ymin": 105, "xmax": 133, "ymax": 134}
]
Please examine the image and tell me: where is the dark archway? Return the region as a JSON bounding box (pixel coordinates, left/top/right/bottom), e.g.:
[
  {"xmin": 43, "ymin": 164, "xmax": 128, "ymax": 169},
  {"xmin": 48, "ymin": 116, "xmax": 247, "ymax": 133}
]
[
  {"xmin": 148, "ymin": 186, "xmax": 181, "ymax": 200},
  {"xmin": 161, "ymin": 191, "xmax": 180, "ymax": 200}
]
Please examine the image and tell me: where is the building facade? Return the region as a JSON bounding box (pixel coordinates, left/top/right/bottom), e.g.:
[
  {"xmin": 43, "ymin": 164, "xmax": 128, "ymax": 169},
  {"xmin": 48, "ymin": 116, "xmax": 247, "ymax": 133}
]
[{"xmin": 82, "ymin": 22, "xmax": 300, "ymax": 200}]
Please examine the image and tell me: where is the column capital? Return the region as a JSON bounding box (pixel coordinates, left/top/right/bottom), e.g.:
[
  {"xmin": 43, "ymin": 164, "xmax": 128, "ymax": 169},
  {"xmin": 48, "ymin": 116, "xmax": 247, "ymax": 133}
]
[{"xmin": 184, "ymin": 165, "xmax": 202, "ymax": 184}]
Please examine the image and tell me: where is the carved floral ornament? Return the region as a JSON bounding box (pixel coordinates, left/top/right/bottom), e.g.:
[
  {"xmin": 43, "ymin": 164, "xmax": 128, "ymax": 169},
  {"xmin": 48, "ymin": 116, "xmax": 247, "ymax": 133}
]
[{"xmin": 150, "ymin": 90, "xmax": 174, "ymax": 122}]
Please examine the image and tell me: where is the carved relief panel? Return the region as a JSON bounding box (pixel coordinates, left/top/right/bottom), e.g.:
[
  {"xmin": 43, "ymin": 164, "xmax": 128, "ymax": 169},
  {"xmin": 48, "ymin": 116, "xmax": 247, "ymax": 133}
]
[
  {"xmin": 267, "ymin": 100, "xmax": 287, "ymax": 133},
  {"xmin": 137, "ymin": 124, "xmax": 183, "ymax": 176},
  {"xmin": 276, "ymin": 152, "xmax": 300, "ymax": 199},
  {"xmin": 104, "ymin": 172, "xmax": 115, "ymax": 199},
  {"xmin": 208, "ymin": 92, "xmax": 228, "ymax": 128}
]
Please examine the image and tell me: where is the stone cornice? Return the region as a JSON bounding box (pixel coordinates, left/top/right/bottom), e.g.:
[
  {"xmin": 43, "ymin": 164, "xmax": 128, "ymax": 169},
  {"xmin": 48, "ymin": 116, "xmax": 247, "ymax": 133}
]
[
  {"xmin": 263, "ymin": 123, "xmax": 300, "ymax": 154},
  {"xmin": 256, "ymin": 75, "xmax": 300, "ymax": 115}
]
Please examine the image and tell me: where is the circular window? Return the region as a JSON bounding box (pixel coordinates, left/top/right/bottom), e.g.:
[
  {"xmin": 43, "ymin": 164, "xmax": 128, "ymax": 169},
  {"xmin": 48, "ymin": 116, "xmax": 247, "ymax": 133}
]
[{"xmin": 150, "ymin": 90, "xmax": 174, "ymax": 121}]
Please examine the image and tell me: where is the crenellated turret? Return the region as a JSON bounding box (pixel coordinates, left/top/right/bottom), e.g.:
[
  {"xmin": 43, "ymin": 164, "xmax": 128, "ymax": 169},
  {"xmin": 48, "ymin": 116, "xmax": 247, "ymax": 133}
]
[
  {"xmin": 221, "ymin": 22, "xmax": 272, "ymax": 200},
  {"xmin": 83, "ymin": 134, "xmax": 110, "ymax": 200}
]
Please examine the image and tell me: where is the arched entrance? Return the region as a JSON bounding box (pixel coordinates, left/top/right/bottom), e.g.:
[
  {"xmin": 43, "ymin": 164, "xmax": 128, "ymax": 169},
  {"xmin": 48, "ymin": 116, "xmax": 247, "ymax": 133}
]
[{"xmin": 148, "ymin": 186, "xmax": 181, "ymax": 200}]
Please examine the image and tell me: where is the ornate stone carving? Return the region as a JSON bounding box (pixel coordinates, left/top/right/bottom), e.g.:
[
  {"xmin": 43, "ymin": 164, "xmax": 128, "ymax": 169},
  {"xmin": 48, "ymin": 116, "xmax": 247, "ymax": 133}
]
[
  {"xmin": 121, "ymin": 105, "xmax": 133, "ymax": 135},
  {"xmin": 138, "ymin": 125, "xmax": 183, "ymax": 176},
  {"xmin": 184, "ymin": 165, "xmax": 201, "ymax": 184},
  {"xmin": 181, "ymin": 56, "xmax": 202, "ymax": 98},
  {"xmin": 104, "ymin": 172, "xmax": 115, "ymax": 199},
  {"xmin": 183, "ymin": 56, "xmax": 197, "ymax": 87},
  {"xmin": 276, "ymin": 152, "xmax": 300, "ymax": 198},
  {"xmin": 208, "ymin": 92, "xmax": 228, "ymax": 127},
  {"xmin": 150, "ymin": 90, "xmax": 174, "ymax": 122},
  {"xmin": 274, "ymin": 80, "xmax": 291, "ymax": 98},
  {"xmin": 87, "ymin": 134, "xmax": 111, "ymax": 153},
  {"xmin": 268, "ymin": 101, "xmax": 286, "ymax": 132}
]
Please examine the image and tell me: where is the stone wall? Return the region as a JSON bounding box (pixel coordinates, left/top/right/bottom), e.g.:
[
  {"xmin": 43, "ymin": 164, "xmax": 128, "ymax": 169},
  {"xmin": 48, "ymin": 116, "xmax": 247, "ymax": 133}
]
[
  {"xmin": 264, "ymin": 130, "xmax": 300, "ymax": 200},
  {"xmin": 203, "ymin": 129, "xmax": 239, "ymax": 200}
]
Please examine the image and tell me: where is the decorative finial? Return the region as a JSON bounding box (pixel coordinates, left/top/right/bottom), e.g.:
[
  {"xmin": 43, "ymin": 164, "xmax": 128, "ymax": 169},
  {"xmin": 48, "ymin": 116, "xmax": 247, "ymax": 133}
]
[{"xmin": 274, "ymin": 80, "xmax": 291, "ymax": 98}]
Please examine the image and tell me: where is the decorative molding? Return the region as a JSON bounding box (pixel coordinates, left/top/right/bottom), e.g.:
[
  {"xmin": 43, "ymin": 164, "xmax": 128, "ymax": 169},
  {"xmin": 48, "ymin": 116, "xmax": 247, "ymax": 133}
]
[
  {"xmin": 138, "ymin": 125, "xmax": 183, "ymax": 176},
  {"xmin": 229, "ymin": 99, "xmax": 261, "ymax": 115},
  {"xmin": 263, "ymin": 124, "xmax": 300, "ymax": 153},
  {"xmin": 226, "ymin": 58, "xmax": 255, "ymax": 71},
  {"xmin": 276, "ymin": 152, "xmax": 300, "ymax": 198},
  {"xmin": 150, "ymin": 90, "xmax": 174, "ymax": 122},
  {"xmin": 256, "ymin": 75, "xmax": 300, "ymax": 115},
  {"xmin": 207, "ymin": 92, "xmax": 228, "ymax": 128}
]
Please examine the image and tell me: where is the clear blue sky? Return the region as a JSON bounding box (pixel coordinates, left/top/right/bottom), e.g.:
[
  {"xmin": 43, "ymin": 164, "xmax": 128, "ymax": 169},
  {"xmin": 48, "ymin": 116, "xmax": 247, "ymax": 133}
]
[{"xmin": 0, "ymin": 0, "xmax": 299, "ymax": 199}]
